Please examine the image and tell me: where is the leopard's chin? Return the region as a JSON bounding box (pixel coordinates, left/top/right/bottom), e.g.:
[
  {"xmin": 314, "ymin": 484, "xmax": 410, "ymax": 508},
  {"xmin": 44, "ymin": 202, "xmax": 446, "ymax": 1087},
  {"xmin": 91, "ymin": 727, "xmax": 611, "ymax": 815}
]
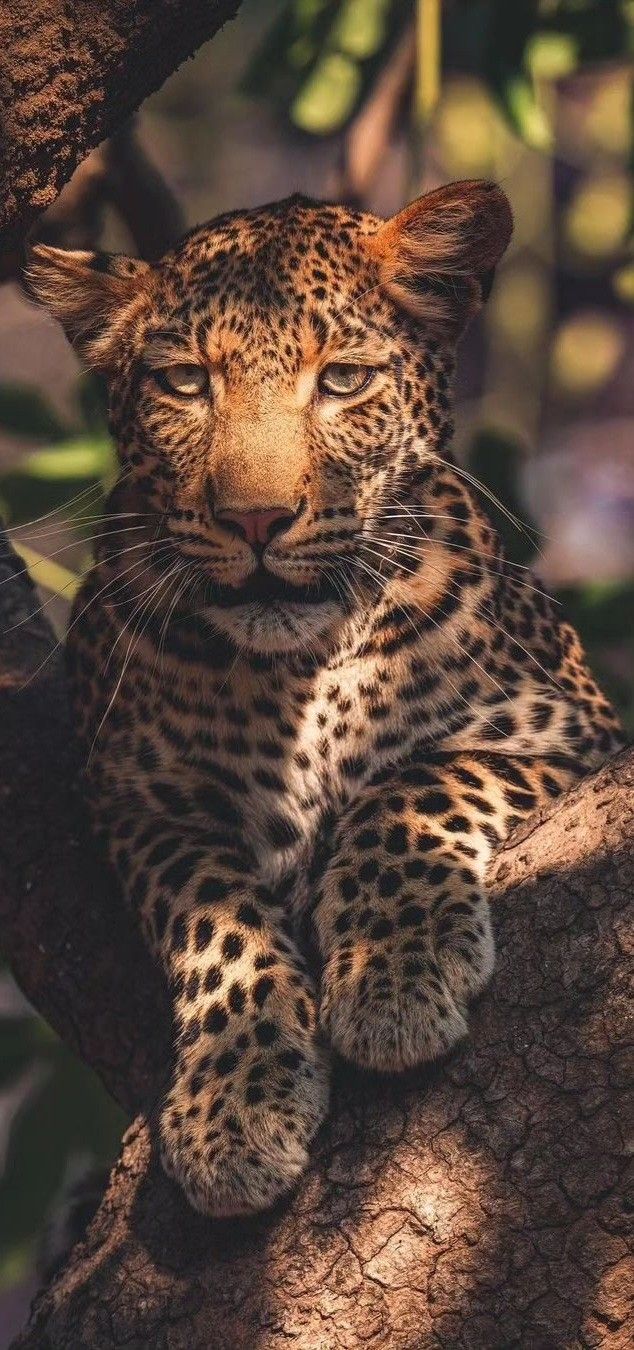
[
  {"xmin": 191, "ymin": 562, "xmax": 349, "ymax": 653},
  {"xmin": 200, "ymin": 598, "xmax": 344, "ymax": 654}
]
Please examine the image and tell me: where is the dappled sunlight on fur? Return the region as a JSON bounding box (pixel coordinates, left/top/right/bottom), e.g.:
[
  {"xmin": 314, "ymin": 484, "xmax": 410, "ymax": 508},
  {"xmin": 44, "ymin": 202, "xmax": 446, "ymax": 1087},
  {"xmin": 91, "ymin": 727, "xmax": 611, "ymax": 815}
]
[{"xmin": 25, "ymin": 184, "xmax": 624, "ymax": 1218}]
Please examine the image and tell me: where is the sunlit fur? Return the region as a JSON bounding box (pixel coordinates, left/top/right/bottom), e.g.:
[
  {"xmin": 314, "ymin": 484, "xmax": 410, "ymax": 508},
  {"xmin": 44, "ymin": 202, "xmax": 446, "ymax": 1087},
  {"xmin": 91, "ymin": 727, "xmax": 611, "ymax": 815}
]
[
  {"xmin": 28, "ymin": 186, "xmax": 513, "ymax": 656},
  {"xmin": 27, "ymin": 184, "xmax": 624, "ymax": 1217}
]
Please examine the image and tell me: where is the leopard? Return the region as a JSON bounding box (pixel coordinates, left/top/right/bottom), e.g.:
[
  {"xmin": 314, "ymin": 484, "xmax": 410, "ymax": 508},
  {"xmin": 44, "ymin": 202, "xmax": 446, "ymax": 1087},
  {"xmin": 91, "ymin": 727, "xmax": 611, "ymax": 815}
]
[{"xmin": 29, "ymin": 180, "xmax": 624, "ymax": 1219}]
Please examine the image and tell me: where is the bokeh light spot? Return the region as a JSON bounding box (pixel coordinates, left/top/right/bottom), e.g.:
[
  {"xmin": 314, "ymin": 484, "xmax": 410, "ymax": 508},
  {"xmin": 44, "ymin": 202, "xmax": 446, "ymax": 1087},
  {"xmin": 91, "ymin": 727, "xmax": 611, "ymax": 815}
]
[
  {"xmin": 526, "ymin": 31, "xmax": 578, "ymax": 81},
  {"xmin": 551, "ymin": 312, "xmax": 625, "ymax": 393},
  {"xmin": 565, "ymin": 173, "xmax": 631, "ymax": 257}
]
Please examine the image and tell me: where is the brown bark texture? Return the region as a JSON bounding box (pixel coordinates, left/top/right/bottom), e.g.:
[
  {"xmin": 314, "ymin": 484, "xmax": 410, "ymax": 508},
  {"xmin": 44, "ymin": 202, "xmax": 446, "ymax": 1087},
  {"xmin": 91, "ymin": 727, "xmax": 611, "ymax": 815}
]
[
  {"xmin": 0, "ymin": 529, "xmax": 632, "ymax": 1350},
  {"xmin": 0, "ymin": 0, "xmax": 242, "ymax": 264}
]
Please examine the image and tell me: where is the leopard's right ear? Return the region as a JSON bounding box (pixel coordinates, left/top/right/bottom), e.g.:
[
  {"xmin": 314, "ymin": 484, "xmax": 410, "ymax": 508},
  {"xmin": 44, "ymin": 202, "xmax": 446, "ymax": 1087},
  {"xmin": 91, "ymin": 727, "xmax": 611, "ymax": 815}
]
[
  {"xmin": 368, "ymin": 180, "xmax": 512, "ymax": 335},
  {"xmin": 26, "ymin": 245, "xmax": 152, "ymax": 370}
]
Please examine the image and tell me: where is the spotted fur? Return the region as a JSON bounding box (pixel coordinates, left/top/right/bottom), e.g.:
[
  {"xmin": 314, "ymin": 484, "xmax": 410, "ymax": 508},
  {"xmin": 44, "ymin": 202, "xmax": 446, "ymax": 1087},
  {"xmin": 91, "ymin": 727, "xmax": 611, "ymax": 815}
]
[{"xmin": 29, "ymin": 182, "xmax": 624, "ymax": 1217}]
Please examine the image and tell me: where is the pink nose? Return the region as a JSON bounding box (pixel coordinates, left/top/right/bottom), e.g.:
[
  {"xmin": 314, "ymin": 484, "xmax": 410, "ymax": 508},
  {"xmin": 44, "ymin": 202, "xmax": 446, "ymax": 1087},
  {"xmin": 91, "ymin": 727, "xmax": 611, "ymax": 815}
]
[{"xmin": 216, "ymin": 507, "xmax": 294, "ymax": 547}]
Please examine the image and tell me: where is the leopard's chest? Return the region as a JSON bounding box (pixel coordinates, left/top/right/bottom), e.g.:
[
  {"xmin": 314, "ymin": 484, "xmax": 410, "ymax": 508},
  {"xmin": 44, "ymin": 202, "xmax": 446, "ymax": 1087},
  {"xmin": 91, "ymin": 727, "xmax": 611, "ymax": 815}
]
[
  {"xmin": 195, "ymin": 673, "xmax": 367, "ymax": 887},
  {"xmin": 139, "ymin": 650, "xmax": 412, "ymax": 896}
]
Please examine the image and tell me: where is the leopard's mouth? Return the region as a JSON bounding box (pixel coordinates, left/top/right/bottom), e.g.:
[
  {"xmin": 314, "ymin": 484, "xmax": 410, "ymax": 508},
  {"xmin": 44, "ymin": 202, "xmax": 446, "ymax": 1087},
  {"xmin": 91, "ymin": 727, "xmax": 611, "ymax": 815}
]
[
  {"xmin": 195, "ymin": 563, "xmax": 349, "ymax": 653},
  {"xmin": 204, "ymin": 568, "xmax": 342, "ymax": 609}
]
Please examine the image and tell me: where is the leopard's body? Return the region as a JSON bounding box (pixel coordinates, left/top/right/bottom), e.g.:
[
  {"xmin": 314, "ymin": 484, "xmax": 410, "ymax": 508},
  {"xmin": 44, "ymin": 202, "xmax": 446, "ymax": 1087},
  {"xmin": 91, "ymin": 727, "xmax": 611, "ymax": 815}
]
[{"xmin": 30, "ymin": 184, "xmax": 624, "ymax": 1217}]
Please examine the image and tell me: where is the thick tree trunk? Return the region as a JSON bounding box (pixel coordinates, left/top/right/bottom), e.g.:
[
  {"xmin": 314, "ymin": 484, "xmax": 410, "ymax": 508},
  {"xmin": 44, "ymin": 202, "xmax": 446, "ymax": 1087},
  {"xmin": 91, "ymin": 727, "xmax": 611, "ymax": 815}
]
[
  {"xmin": 1, "ymin": 528, "xmax": 631, "ymax": 1350},
  {"xmin": 0, "ymin": 0, "xmax": 242, "ymax": 268}
]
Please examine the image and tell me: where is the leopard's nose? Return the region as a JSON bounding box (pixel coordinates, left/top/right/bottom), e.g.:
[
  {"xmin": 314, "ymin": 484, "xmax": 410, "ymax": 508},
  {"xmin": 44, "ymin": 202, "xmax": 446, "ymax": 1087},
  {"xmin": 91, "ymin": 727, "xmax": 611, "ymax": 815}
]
[{"xmin": 215, "ymin": 506, "xmax": 298, "ymax": 547}]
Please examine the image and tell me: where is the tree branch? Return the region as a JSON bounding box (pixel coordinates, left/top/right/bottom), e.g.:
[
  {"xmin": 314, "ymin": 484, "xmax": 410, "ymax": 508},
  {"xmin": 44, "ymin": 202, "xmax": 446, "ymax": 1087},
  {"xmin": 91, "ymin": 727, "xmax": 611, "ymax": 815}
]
[
  {"xmin": 1, "ymin": 528, "xmax": 631, "ymax": 1349},
  {"xmin": 0, "ymin": 530, "xmax": 168, "ymax": 1118},
  {"xmin": 0, "ymin": 0, "xmax": 242, "ymax": 267},
  {"xmin": 102, "ymin": 121, "xmax": 187, "ymax": 261},
  {"xmin": 31, "ymin": 119, "xmax": 186, "ymax": 262}
]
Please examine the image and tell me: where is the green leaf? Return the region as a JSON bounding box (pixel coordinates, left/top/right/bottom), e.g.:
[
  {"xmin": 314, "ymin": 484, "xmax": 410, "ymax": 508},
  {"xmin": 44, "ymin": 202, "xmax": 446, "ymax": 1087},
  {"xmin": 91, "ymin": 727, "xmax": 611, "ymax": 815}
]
[
  {"xmin": 613, "ymin": 264, "xmax": 634, "ymax": 304},
  {"xmin": 12, "ymin": 543, "xmax": 80, "ymax": 600},
  {"xmin": 242, "ymin": 1, "xmax": 340, "ymax": 105},
  {"xmin": 0, "ymin": 1240, "xmax": 34, "ymax": 1293},
  {"xmin": 0, "ymin": 384, "xmax": 70, "ymax": 442},
  {"xmin": 502, "ymin": 73, "xmax": 553, "ymax": 150},
  {"xmin": 0, "ymin": 435, "xmax": 114, "ymax": 525},
  {"xmin": 466, "ymin": 0, "xmax": 631, "ymax": 147},
  {"xmin": 243, "ymin": 0, "xmax": 408, "ymax": 133},
  {"xmin": 557, "ymin": 582, "xmax": 634, "ymax": 733},
  {"xmin": 291, "ymin": 50, "xmax": 362, "ymax": 132},
  {"xmin": 21, "ymin": 438, "xmax": 114, "ymax": 482},
  {"xmin": 332, "ymin": 0, "xmax": 393, "ymax": 60}
]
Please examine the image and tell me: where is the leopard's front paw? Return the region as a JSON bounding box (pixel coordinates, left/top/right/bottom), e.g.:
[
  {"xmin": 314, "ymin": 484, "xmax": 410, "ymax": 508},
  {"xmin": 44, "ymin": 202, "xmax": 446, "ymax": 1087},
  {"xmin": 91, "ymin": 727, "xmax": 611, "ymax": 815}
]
[
  {"xmin": 320, "ymin": 947, "xmax": 469, "ymax": 1072},
  {"xmin": 319, "ymin": 876, "xmax": 495, "ymax": 1072},
  {"xmin": 160, "ymin": 1036, "xmax": 329, "ymax": 1217}
]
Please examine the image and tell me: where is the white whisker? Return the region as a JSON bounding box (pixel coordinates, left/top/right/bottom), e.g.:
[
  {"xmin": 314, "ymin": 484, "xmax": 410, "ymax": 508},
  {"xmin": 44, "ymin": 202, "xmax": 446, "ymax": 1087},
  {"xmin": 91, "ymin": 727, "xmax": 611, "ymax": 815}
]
[{"xmin": 89, "ymin": 564, "xmax": 181, "ymax": 760}]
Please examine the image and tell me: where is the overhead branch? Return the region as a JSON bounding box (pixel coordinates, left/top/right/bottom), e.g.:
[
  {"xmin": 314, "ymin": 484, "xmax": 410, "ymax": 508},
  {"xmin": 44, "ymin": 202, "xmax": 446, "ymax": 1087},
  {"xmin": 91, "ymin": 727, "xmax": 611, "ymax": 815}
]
[
  {"xmin": 31, "ymin": 119, "xmax": 186, "ymax": 262},
  {"xmin": 0, "ymin": 0, "xmax": 242, "ymax": 269}
]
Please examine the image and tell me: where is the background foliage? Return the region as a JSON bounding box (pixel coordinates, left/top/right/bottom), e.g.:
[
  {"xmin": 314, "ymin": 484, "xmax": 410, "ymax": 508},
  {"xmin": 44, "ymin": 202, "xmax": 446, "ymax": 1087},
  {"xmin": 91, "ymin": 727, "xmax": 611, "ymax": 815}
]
[{"xmin": 0, "ymin": 0, "xmax": 632, "ymax": 1325}]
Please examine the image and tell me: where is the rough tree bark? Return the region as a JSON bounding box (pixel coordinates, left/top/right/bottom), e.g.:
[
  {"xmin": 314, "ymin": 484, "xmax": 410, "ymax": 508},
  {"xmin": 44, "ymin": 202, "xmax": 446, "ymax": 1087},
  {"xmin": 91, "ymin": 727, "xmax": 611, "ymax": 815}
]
[
  {"xmin": 0, "ymin": 530, "xmax": 631, "ymax": 1350},
  {"xmin": 0, "ymin": 0, "xmax": 242, "ymax": 269}
]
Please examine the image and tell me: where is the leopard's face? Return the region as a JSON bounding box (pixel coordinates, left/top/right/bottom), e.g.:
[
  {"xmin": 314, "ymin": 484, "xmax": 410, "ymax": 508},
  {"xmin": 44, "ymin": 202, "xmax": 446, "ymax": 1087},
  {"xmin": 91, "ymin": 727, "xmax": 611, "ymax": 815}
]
[
  {"xmin": 114, "ymin": 200, "xmax": 459, "ymax": 654},
  {"xmin": 29, "ymin": 184, "xmax": 513, "ymax": 653}
]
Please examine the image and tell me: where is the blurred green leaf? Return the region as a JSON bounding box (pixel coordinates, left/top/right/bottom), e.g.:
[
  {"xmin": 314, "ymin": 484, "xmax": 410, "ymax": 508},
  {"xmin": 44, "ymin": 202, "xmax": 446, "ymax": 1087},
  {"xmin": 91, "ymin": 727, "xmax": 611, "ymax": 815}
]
[
  {"xmin": 0, "ymin": 1070, "xmax": 73, "ymax": 1265},
  {"xmin": 0, "ymin": 1240, "xmax": 33, "ymax": 1292},
  {"xmin": 247, "ymin": 0, "xmax": 632, "ymax": 145},
  {"xmin": 0, "ymin": 475, "xmax": 101, "ymax": 529},
  {"xmin": 0, "ymin": 384, "xmax": 70, "ymax": 442},
  {"xmin": 453, "ymin": 0, "xmax": 631, "ymax": 145},
  {"xmin": 613, "ymin": 263, "xmax": 634, "ymax": 304},
  {"xmin": 502, "ymin": 73, "xmax": 552, "ymax": 149},
  {"xmin": 243, "ymin": 1, "xmax": 340, "ymax": 107},
  {"xmin": 12, "ymin": 543, "xmax": 80, "ymax": 599},
  {"xmin": 332, "ymin": 0, "xmax": 393, "ymax": 60},
  {"xmin": 560, "ymin": 580, "xmax": 634, "ymax": 643},
  {"xmin": 20, "ymin": 438, "xmax": 114, "ymax": 482},
  {"xmin": 244, "ymin": 0, "xmax": 409, "ymax": 134},
  {"xmin": 291, "ymin": 51, "xmax": 362, "ymax": 132},
  {"xmin": 0, "ymin": 434, "xmax": 114, "ymax": 526},
  {"xmin": 0, "ymin": 374, "xmax": 113, "ymax": 532}
]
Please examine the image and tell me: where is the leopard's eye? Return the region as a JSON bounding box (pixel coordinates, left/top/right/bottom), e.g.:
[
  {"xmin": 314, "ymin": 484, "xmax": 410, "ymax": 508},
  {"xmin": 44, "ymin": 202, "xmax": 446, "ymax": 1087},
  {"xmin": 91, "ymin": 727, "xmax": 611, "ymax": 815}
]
[
  {"xmin": 158, "ymin": 364, "xmax": 209, "ymax": 397},
  {"xmin": 318, "ymin": 363, "xmax": 374, "ymax": 397}
]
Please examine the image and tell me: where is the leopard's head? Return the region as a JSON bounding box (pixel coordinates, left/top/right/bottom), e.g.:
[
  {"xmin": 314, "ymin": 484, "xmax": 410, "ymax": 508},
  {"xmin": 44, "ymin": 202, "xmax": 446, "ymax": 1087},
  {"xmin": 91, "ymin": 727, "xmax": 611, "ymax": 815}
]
[{"xmin": 29, "ymin": 182, "xmax": 511, "ymax": 654}]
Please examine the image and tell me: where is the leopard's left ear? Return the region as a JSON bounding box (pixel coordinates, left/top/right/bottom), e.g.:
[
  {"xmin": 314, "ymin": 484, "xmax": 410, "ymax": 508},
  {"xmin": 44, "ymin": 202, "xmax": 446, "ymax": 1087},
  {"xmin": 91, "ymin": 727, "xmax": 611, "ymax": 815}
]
[
  {"xmin": 370, "ymin": 180, "xmax": 512, "ymax": 334},
  {"xmin": 25, "ymin": 245, "xmax": 152, "ymax": 369}
]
